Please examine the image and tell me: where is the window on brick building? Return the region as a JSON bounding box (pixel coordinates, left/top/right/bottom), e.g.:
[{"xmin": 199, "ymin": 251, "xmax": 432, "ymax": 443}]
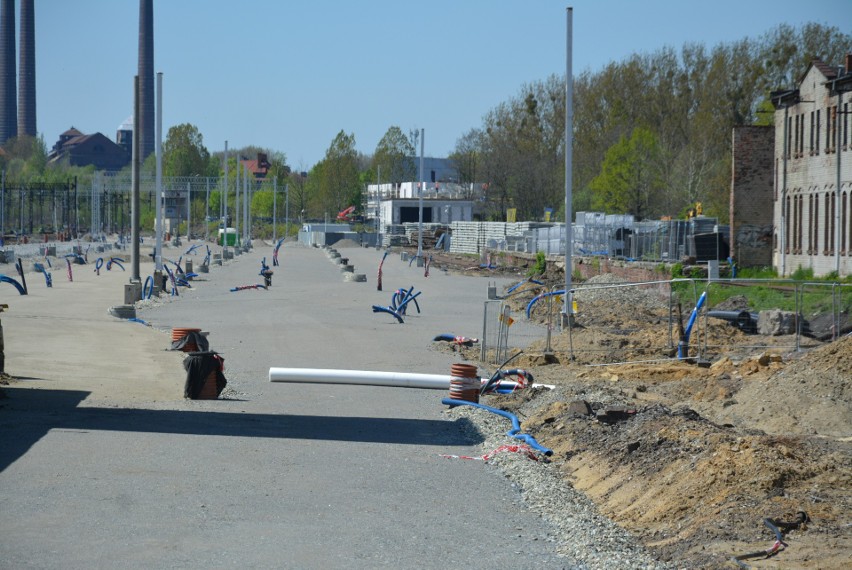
[
  {"xmin": 792, "ymin": 195, "xmax": 798, "ymax": 252},
  {"xmin": 824, "ymin": 192, "xmax": 831, "ymax": 254},
  {"xmin": 808, "ymin": 194, "xmax": 814, "ymax": 254},
  {"xmin": 798, "ymin": 195, "xmax": 804, "ymax": 254},
  {"xmin": 813, "ymin": 194, "xmax": 819, "ymax": 255},
  {"xmin": 849, "ymin": 189, "xmax": 852, "ymax": 256},
  {"xmin": 830, "ymin": 191, "xmax": 836, "ymax": 254},
  {"xmin": 800, "ymin": 113, "xmax": 805, "ymax": 156},
  {"xmin": 809, "ymin": 112, "xmax": 814, "ymax": 154},
  {"xmin": 775, "ymin": 158, "xmax": 779, "ymax": 200},
  {"xmin": 794, "ymin": 115, "xmax": 800, "ymax": 157},
  {"xmin": 785, "ymin": 195, "xmax": 791, "ymax": 253},
  {"xmin": 842, "ymin": 191, "xmax": 847, "ymax": 255},
  {"xmin": 816, "ymin": 110, "xmax": 821, "ymax": 154},
  {"xmin": 844, "ymin": 103, "xmax": 849, "ymax": 149},
  {"xmin": 788, "ymin": 115, "xmax": 794, "ymax": 157},
  {"xmin": 825, "ymin": 105, "xmax": 837, "ymax": 152}
]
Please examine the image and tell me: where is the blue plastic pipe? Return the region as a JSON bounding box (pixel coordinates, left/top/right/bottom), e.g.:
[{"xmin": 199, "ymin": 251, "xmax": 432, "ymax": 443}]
[
  {"xmin": 526, "ymin": 290, "xmax": 565, "ymax": 319},
  {"xmin": 0, "ymin": 274, "xmax": 26, "ymax": 295},
  {"xmin": 507, "ymin": 278, "xmax": 543, "ymax": 294},
  {"xmin": 441, "ymin": 398, "xmax": 553, "ymax": 456},
  {"xmin": 142, "ymin": 275, "xmax": 154, "ymax": 299},
  {"xmin": 678, "ymin": 291, "xmax": 707, "ymax": 359},
  {"xmin": 372, "ymin": 305, "xmax": 404, "ymax": 324}
]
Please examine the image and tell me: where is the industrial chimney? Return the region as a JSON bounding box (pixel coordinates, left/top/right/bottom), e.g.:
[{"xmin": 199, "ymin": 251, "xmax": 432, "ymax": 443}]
[
  {"xmin": 18, "ymin": 0, "xmax": 35, "ymax": 137},
  {"xmin": 138, "ymin": 0, "xmax": 154, "ymax": 161},
  {"xmin": 0, "ymin": 0, "xmax": 16, "ymax": 145}
]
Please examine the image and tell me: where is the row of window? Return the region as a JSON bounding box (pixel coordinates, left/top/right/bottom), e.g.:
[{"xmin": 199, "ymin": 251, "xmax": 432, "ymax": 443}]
[
  {"xmin": 778, "ymin": 190, "xmax": 852, "ymax": 255},
  {"xmin": 786, "ymin": 102, "xmax": 850, "ymax": 158}
]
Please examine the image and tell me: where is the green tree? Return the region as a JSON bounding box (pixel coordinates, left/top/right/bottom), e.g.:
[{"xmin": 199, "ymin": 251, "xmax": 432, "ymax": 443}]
[
  {"xmin": 450, "ymin": 128, "xmax": 483, "ymax": 197},
  {"xmin": 162, "ymin": 123, "xmax": 213, "ymax": 177},
  {"xmin": 590, "ymin": 127, "xmax": 663, "ymax": 219},
  {"xmin": 373, "ymin": 126, "xmax": 415, "ymax": 184},
  {"xmin": 316, "ymin": 130, "xmax": 360, "ymax": 216}
]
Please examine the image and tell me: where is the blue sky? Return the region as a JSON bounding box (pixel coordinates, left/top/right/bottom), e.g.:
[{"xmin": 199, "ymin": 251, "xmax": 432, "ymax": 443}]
[{"xmin": 32, "ymin": 0, "xmax": 852, "ymax": 169}]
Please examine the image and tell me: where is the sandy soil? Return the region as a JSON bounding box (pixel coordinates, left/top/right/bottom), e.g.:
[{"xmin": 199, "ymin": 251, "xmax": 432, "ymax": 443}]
[{"xmin": 424, "ymin": 247, "xmax": 852, "ymax": 569}]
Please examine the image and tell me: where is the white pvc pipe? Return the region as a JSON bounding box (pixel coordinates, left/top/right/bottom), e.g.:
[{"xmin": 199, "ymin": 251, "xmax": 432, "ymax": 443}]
[
  {"xmin": 268, "ymin": 367, "xmax": 549, "ymax": 391},
  {"xmin": 269, "ymin": 367, "xmax": 455, "ymax": 389}
]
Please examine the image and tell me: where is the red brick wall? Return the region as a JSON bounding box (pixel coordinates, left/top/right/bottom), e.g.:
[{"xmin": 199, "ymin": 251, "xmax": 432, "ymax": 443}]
[{"xmin": 731, "ymin": 126, "xmax": 774, "ymax": 267}]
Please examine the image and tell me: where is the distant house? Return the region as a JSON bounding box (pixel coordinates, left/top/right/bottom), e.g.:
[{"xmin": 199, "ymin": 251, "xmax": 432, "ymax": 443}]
[
  {"xmin": 48, "ymin": 127, "xmax": 130, "ymax": 171},
  {"xmin": 240, "ymin": 152, "xmax": 271, "ymax": 179}
]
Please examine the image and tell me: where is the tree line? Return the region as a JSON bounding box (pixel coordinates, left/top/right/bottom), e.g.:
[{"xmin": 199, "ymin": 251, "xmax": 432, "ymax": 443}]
[
  {"xmin": 3, "ymin": 22, "xmax": 849, "ymax": 229},
  {"xmin": 451, "ymin": 22, "xmax": 851, "ymax": 223}
]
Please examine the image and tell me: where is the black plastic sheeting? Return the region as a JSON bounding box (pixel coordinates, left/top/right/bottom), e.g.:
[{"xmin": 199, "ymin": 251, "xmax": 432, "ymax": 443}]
[
  {"xmin": 183, "ymin": 351, "xmax": 227, "ymax": 399},
  {"xmin": 171, "ymin": 331, "xmax": 210, "ymax": 352}
]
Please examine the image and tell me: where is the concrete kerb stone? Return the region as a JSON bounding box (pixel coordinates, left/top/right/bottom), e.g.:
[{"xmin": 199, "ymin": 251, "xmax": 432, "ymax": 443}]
[
  {"xmin": 340, "ymin": 265, "xmax": 354, "ymax": 273},
  {"xmin": 343, "ymin": 272, "xmax": 366, "ymax": 282}
]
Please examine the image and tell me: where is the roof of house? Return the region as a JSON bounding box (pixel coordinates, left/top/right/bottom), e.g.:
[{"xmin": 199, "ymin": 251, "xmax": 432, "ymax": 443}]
[{"xmin": 240, "ymin": 159, "xmax": 269, "ymax": 177}]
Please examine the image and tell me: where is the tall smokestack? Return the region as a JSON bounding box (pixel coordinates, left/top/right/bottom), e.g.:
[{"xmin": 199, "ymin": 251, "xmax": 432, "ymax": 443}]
[
  {"xmin": 18, "ymin": 0, "xmax": 35, "ymax": 138},
  {"xmin": 0, "ymin": 0, "xmax": 16, "ymax": 145},
  {"xmin": 138, "ymin": 0, "xmax": 154, "ymax": 161}
]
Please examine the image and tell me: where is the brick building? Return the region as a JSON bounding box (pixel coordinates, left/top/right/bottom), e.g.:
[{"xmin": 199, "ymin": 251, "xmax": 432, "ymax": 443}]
[
  {"xmin": 771, "ymin": 56, "xmax": 852, "ymax": 277},
  {"xmin": 47, "ymin": 127, "xmax": 130, "ymax": 171},
  {"xmin": 730, "ymin": 126, "xmax": 774, "ymax": 268}
]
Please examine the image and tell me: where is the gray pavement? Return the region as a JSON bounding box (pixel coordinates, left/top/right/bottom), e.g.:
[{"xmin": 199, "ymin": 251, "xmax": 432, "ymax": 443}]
[{"xmin": 0, "ymin": 241, "xmax": 573, "ymax": 569}]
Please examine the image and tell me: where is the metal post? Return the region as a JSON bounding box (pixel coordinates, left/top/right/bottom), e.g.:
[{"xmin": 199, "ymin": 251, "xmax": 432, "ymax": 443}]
[
  {"xmin": 563, "ymin": 6, "xmax": 574, "ymax": 325},
  {"xmin": 223, "ymin": 141, "xmax": 228, "ymax": 254},
  {"xmin": 481, "ymin": 301, "xmax": 488, "ymax": 362},
  {"xmin": 186, "ymin": 181, "xmax": 191, "ymax": 242},
  {"xmin": 285, "ymin": 182, "xmax": 289, "ymax": 240},
  {"xmin": 131, "ymin": 75, "xmax": 141, "ymax": 282},
  {"xmin": 74, "ymin": 176, "xmax": 78, "ymax": 240},
  {"xmin": 205, "ymin": 176, "xmax": 210, "ymax": 241},
  {"xmin": 273, "ymin": 177, "xmax": 277, "ymax": 243},
  {"xmin": 155, "ymin": 72, "xmax": 163, "ymax": 271},
  {"xmin": 418, "ymin": 128, "xmax": 424, "ymax": 258},
  {"xmin": 836, "ymin": 91, "xmax": 842, "ymax": 275},
  {"xmin": 781, "ymin": 105, "xmax": 788, "ymax": 277},
  {"xmin": 376, "ymin": 165, "xmax": 381, "ymax": 248},
  {"xmin": 234, "ymin": 160, "xmax": 240, "ymax": 245},
  {"xmin": 243, "ymin": 162, "xmax": 248, "ymax": 244}
]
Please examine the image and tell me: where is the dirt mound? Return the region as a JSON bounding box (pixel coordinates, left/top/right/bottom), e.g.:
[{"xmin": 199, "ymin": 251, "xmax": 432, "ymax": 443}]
[
  {"xmin": 332, "ymin": 238, "xmax": 362, "ymax": 248},
  {"xmin": 418, "ymin": 258, "xmax": 852, "ymax": 566},
  {"xmin": 481, "ymin": 365, "xmax": 852, "ymax": 568},
  {"xmin": 451, "ymin": 265, "xmax": 852, "ymax": 567}
]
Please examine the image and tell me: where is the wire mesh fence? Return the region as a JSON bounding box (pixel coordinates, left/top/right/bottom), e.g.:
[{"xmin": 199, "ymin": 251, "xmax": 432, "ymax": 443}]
[
  {"xmin": 0, "ymin": 172, "xmax": 289, "ymax": 245},
  {"xmin": 481, "ymin": 277, "xmax": 851, "ymax": 367}
]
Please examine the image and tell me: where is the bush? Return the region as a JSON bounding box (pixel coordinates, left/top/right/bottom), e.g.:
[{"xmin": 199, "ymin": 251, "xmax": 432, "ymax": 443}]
[
  {"xmin": 791, "ymin": 265, "xmax": 814, "ymax": 281},
  {"xmin": 527, "ymin": 251, "xmax": 546, "ymax": 277}
]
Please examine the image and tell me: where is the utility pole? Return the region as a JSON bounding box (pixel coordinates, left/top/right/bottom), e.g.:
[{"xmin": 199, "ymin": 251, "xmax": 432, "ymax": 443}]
[
  {"xmin": 563, "ymin": 6, "xmax": 574, "ymax": 325},
  {"xmin": 223, "ymin": 141, "xmax": 229, "ymax": 255},
  {"xmin": 417, "ymin": 129, "xmax": 424, "ymax": 260}
]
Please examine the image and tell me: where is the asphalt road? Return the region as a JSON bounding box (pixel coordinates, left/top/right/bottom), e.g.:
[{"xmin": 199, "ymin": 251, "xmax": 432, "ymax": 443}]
[{"xmin": 0, "ymin": 241, "xmax": 572, "ymax": 569}]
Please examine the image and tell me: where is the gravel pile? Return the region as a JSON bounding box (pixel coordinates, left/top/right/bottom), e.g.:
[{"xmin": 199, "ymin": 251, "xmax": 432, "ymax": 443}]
[
  {"xmin": 573, "ymin": 274, "xmax": 668, "ymax": 313},
  {"xmin": 446, "ymin": 402, "xmax": 672, "ymax": 570}
]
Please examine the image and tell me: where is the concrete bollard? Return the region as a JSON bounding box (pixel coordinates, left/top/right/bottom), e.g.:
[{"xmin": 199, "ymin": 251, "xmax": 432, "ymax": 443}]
[{"xmin": 124, "ymin": 281, "xmax": 143, "ymax": 304}]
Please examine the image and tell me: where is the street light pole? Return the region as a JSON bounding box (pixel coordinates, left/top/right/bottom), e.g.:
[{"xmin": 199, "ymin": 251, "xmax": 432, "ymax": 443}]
[
  {"xmin": 781, "ymin": 104, "xmax": 789, "ymax": 277},
  {"xmin": 418, "ymin": 128, "xmax": 424, "ymax": 259},
  {"xmin": 376, "ymin": 165, "xmax": 381, "ymax": 249},
  {"xmin": 563, "ymin": 6, "xmax": 574, "ymax": 324},
  {"xmin": 205, "ymin": 176, "xmax": 210, "ymax": 241},
  {"xmin": 273, "ymin": 177, "xmax": 277, "ymax": 243},
  {"xmin": 186, "ymin": 181, "xmax": 191, "ymax": 242},
  {"xmin": 223, "ymin": 141, "xmax": 229, "ymax": 255}
]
